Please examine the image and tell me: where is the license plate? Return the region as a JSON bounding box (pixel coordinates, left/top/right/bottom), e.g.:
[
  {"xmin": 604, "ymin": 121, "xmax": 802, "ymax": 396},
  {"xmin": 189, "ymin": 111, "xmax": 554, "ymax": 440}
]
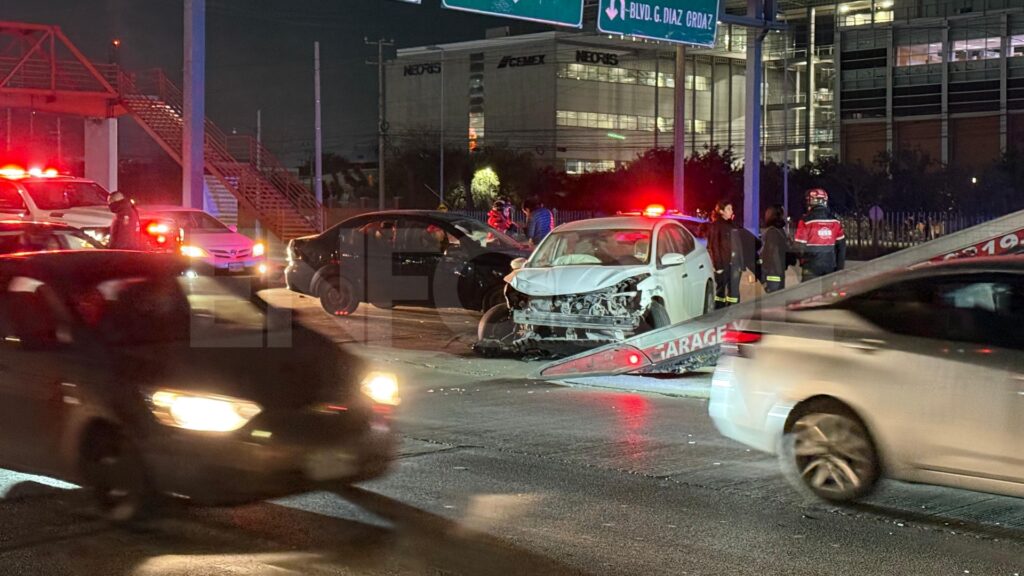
[
  {"xmin": 305, "ymin": 450, "xmax": 356, "ymax": 481},
  {"xmin": 228, "ymin": 262, "xmax": 244, "ymax": 272}
]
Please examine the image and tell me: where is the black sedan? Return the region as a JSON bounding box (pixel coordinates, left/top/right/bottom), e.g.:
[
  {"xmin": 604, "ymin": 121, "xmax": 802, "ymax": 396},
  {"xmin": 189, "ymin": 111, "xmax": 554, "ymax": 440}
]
[
  {"xmin": 0, "ymin": 250, "xmax": 398, "ymax": 521},
  {"xmin": 285, "ymin": 210, "xmax": 528, "ymax": 316}
]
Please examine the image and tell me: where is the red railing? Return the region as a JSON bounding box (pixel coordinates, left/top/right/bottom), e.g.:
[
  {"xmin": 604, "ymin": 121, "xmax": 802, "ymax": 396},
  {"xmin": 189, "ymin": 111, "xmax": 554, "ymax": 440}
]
[{"xmin": 118, "ymin": 69, "xmax": 322, "ymax": 236}]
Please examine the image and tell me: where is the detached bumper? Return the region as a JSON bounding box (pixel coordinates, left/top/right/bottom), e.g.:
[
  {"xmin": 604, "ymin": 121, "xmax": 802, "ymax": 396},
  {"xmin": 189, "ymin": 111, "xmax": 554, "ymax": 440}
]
[{"xmin": 142, "ymin": 413, "xmax": 398, "ymax": 506}]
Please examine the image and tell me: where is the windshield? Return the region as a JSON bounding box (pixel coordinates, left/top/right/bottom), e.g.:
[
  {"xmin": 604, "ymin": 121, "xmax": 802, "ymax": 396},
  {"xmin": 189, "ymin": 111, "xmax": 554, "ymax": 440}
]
[
  {"xmin": 530, "ymin": 228, "xmax": 653, "ymax": 267},
  {"xmin": 21, "ymin": 181, "xmax": 109, "ymax": 210},
  {"xmin": 0, "ymin": 226, "xmax": 104, "ymax": 254},
  {"xmin": 159, "ymin": 210, "xmax": 231, "ymax": 233},
  {"xmin": 452, "ymin": 218, "xmax": 520, "ymax": 250}
]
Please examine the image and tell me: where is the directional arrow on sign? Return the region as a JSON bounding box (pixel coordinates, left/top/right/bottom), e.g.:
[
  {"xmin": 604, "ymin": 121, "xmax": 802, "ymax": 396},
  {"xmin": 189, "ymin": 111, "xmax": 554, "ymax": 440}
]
[{"xmin": 605, "ymin": 0, "xmax": 618, "ymax": 20}]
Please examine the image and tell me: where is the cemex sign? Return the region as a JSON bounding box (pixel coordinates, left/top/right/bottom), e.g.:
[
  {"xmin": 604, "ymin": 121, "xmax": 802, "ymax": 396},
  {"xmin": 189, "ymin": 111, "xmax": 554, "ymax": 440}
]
[
  {"xmin": 441, "ymin": 0, "xmax": 585, "ymax": 28},
  {"xmin": 598, "ymin": 0, "xmax": 721, "ymax": 48},
  {"xmin": 497, "ymin": 54, "xmax": 546, "ymax": 69}
]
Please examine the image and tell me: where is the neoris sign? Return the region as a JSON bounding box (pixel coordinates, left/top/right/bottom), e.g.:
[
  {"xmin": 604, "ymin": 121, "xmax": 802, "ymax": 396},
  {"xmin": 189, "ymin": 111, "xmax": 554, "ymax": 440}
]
[
  {"xmin": 575, "ymin": 50, "xmax": 619, "ymax": 66},
  {"xmin": 404, "ymin": 62, "xmax": 442, "ymax": 76},
  {"xmin": 497, "ymin": 54, "xmax": 547, "ymax": 69}
]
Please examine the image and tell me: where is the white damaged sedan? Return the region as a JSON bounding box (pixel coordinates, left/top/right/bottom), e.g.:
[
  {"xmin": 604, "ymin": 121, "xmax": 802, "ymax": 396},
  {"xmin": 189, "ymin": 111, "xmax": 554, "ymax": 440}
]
[{"xmin": 476, "ymin": 216, "xmax": 715, "ymax": 356}]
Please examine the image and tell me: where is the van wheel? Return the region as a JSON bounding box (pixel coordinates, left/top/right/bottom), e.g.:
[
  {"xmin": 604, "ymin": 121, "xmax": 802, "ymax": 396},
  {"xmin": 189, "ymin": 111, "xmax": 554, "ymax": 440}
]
[
  {"xmin": 80, "ymin": 424, "xmax": 156, "ymax": 523},
  {"xmin": 318, "ymin": 276, "xmax": 359, "ymax": 316}
]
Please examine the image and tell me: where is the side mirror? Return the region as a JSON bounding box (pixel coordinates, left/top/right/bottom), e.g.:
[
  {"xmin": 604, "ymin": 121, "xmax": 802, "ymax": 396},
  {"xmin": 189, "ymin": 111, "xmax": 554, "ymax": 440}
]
[
  {"xmin": 661, "ymin": 253, "xmax": 686, "ymax": 267},
  {"xmin": 510, "ymin": 257, "xmax": 527, "ymax": 271}
]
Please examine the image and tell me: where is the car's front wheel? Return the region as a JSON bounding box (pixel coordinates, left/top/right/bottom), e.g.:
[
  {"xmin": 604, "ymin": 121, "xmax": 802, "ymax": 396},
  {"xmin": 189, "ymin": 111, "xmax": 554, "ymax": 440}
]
[
  {"xmin": 780, "ymin": 402, "xmax": 880, "ymax": 502},
  {"xmin": 318, "ymin": 276, "xmax": 360, "ymax": 316},
  {"xmin": 478, "ymin": 303, "xmax": 516, "ymax": 342},
  {"xmin": 80, "ymin": 424, "xmax": 156, "ymax": 523}
]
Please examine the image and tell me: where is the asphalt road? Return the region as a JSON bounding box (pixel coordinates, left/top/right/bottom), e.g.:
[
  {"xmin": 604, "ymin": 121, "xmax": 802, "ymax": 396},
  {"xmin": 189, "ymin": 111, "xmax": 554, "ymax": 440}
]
[{"xmin": 0, "ymin": 294, "xmax": 1021, "ymax": 576}]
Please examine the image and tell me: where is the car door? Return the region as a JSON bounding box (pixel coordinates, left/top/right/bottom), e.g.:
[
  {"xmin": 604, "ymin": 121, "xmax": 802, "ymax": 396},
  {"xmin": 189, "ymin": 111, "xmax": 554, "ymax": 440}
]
[
  {"xmin": 673, "ymin": 225, "xmax": 708, "ymax": 318},
  {"xmin": 361, "ymin": 218, "xmax": 400, "ymax": 305},
  {"xmin": 840, "ymin": 273, "xmax": 1024, "ymax": 482},
  {"xmin": 0, "ymin": 274, "xmax": 77, "ymax": 474},
  {"xmin": 654, "ymin": 223, "xmax": 690, "ymax": 323},
  {"xmin": 386, "ymin": 218, "xmax": 441, "ymax": 306}
]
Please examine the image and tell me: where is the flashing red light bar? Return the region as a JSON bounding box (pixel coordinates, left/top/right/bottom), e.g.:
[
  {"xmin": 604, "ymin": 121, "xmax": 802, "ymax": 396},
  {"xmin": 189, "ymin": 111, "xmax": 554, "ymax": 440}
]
[
  {"xmin": 0, "ymin": 164, "xmax": 61, "ymax": 180},
  {"xmin": 643, "ymin": 204, "xmax": 666, "ymax": 218}
]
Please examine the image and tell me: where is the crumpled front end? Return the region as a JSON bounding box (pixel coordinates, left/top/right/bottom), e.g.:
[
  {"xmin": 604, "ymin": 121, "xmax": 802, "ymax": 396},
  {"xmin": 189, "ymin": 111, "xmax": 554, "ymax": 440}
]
[{"xmin": 476, "ymin": 275, "xmax": 654, "ymax": 358}]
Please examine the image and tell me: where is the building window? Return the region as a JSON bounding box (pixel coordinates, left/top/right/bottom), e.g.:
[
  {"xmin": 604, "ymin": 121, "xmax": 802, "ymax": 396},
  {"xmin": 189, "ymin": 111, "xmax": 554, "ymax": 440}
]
[
  {"xmin": 1013, "ymin": 35, "xmax": 1024, "ymax": 57},
  {"xmin": 896, "ymin": 28, "xmax": 943, "ymax": 67},
  {"xmin": 558, "ymin": 109, "xmax": 667, "ymax": 132},
  {"xmin": 950, "ymin": 36, "xmax": 1003, "ymax": 62},
  {"xmin": 565, "ymin": 159, "xmax": 616, "ymax": 174}
]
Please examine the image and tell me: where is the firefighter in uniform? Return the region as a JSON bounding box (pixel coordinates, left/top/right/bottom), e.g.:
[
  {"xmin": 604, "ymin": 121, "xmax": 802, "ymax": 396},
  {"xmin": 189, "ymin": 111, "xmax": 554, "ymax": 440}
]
[
  {"xmin": 706, "ymin": 199, "xmax": 742, "ymax": 307},
  {"xmin": 760, "ymin": 204, "xmax": 791, "ymax": 293},
  {"xmin": 794, "ymin": 189, "xmax": 847, "ymax": 281}
]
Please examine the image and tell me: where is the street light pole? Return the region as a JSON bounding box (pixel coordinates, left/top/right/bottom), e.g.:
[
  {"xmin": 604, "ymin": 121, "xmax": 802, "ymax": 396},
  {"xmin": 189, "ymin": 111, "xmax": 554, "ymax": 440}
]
[{"xmin": 439, "ymin": 49, "xmax": 445, "ymax": 207}]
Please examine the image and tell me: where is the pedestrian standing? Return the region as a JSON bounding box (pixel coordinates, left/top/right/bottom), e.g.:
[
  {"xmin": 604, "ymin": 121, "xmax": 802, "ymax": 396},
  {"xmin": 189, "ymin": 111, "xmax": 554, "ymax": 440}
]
[
  {"xmin": 706, "ymin": 199, "xmax": 741, "ymax": 307},
  {"xmin": 523, "ymin": 198, "xmax": 554, "ymax": 248},
  {"xmin": 794, "ymin": 188, "xmax": 846, "ymax": 281},
  {"xmin": 107, "ymin": 191, "xmax": 143, "ymax": 250},
  {"xmin": 488, "ymin": 199, "xmax": 512, "ymax": 233},
  {"xmin": 760, "ymin": 204, "xmax": 791, "ymax": 293}
]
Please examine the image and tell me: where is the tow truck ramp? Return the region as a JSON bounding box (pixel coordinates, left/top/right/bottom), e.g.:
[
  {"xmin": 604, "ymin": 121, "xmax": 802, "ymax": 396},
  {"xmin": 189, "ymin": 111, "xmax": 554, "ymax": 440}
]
[{"xmin": 539, "ymin": 209, "xmax": 1024, "ymax": 379}]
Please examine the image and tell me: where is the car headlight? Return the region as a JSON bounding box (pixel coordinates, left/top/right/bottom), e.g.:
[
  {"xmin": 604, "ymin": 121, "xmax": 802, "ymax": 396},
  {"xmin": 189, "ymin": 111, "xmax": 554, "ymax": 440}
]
[
  {"xmin": 361, "ymin": 372, "xmax": 400, "ymax": 406},
  {"xmin": 180, "ymin": 245, "xmax": 207, "ymax": 258},
  {"xmin": 148, "ymin": 389, "xmax": 262, "ymax": 432},
  {"xmin": 252, "ymin": 242, "xmax": 265, "ymax": 257}
]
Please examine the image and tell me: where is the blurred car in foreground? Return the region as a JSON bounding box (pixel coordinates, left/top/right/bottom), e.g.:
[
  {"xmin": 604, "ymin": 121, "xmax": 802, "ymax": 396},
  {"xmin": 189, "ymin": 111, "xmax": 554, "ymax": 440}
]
[
  {"xmin": 476, "ymin": 214, "xmax": 714, "ymax": 357},
  {"xmin": 139, "ymin": 206, "xmax": 267, "ymax": 278},
  {"xmin": 0, "ymin": 250, "xmax": 398, "ymax": 521},
  {"xmin": 0, "ymin": 220, "xmax": 105, "ymax": 254},
  {"xmin": 286, "ymin": 210, "xmax": 528, "ymax": 316},
  {"xmin": 710, "ymin": 257, "xmax": 1024, "ymax": 502}
]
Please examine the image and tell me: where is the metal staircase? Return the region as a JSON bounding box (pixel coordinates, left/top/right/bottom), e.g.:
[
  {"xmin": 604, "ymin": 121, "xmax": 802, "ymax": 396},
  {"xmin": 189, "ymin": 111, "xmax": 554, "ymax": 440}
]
[
  {"xmin": 203, "ymin": 174, "xmax": 238, "ymax": 227},
  {"xmin": 118, "ymin": 70, "xmax": 322, "ymax": 240}
]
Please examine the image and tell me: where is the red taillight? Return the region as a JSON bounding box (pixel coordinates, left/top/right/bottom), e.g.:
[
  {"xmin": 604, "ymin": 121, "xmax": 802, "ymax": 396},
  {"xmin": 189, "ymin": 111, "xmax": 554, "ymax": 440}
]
[
  {"xmin": 723, "ymin": 330, "xmax": 761, "ymax": 345},
  {"xmin": 541, "ymin": 345, "xmax": 652, "ymax": 378},
  {"xmin": 721, "ymin": 330, "xmax": 761, "ymax": 357}
]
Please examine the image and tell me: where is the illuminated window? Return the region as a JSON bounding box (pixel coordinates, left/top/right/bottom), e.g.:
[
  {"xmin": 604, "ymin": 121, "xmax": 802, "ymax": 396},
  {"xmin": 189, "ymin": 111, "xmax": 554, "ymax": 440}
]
[
  {"xmin": 1013, "ymin": 35, "xmax": 1024, "ymax": 57},
  {"xmin": 565, "ymin": 160, "xmax": 616, "ymax": 174}
]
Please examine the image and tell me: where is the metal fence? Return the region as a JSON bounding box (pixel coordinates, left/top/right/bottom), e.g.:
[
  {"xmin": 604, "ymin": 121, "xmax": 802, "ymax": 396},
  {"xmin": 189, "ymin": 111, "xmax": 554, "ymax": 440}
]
[{"xmin": 837, "ymin": 212, "xmax": 995, "ymax": 258}]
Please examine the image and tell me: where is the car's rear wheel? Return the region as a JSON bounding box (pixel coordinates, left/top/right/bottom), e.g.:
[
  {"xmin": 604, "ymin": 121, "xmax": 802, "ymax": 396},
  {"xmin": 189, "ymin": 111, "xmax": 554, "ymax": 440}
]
[
  {"xmin": 703, "ymin": 281, "xmax": 715, "ymax": 315},
  {"xmin": 478, "ymin": 303, "xmax": 516, "ymax": 342},
  {"xmin": 780, "ymin": 402, "xmax": 880, "ymax": 502},
  {"xmin": 318, "ymin": 276, "xmax": 359, "ymax": 316},
  {"xmin": 80, "ymin": 424, "xmax": 156, "ymax": 523}
]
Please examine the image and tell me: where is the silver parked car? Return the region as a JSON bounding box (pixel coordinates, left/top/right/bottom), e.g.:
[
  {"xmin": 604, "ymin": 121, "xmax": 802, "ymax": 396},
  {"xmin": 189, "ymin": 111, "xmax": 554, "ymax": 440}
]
[{"xmin": 710, "ymin": 257, "xmax": 1024, "ymax": 502}]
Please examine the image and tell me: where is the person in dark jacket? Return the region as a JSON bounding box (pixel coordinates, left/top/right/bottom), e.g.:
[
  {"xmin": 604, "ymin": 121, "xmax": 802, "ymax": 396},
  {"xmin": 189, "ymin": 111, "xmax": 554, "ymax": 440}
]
[
  {"xmin": 523, "ymin": 198, "xmax": 554, "ymax": 248},
  {"xmin": 794, "ymin": 188, "xmax": 846, "ymax": 281},
  {"xmin": 107, "ymin": 191, "xmax": 143, "ymax": 250},
  {"xmin": 706, "ymin": 200, "xmax": 742, "ymax": 307},
  {"xmin": 760, "ymin": 204, "xmax": 791, "ymax": 293}
]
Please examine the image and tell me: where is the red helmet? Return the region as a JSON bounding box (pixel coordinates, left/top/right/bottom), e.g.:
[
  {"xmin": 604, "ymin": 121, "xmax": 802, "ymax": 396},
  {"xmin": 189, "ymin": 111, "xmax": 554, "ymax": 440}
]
[{"xmin": 806, "ymin": 188, "xmax": 828, "ymax": 206}]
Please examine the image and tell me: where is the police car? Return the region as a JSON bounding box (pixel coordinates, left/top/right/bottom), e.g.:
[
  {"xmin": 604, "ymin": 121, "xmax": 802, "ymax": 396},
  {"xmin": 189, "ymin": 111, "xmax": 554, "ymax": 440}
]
[
  {"xmin": 0, "ymin": 165, "xmax": 114, "ymax": 236},
  {"xmin": 618, "ymin": 204, "xmax": 708, "ymax": 247}
]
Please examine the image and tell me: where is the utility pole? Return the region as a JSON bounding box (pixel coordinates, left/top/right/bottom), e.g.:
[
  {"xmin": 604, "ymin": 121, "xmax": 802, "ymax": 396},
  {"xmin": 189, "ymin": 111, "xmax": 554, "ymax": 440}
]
[
  {"xmin": 366, "ymin": 38, "xmax": 394, "ymax": 211},
  {"xmin": 56, "ymin": 117, "xmax": 62, "ymax": 168},
  {"xmin": 653, "ymin": 50, "xmax": 660, "ymax": 149},
  {"xmin": 5, "ymin": 109, "xmax": 10, "ymax": 152},
  {"xmin": 314, "ymin": 41, "xmax": 324, "ymax": 205},
  {"xmin": 439, "ymin": 48, "xmax": 446, "ymax": 207},
  {"xmin": 183, "ymin": 0, "xmax": 206, "ymax": 209},
  {"xmin": 673, "ymin": 45, "xmax": 686, "ymax": 212},
  {"xmin": 743, "ymin": 0, "xmax": 768, "ymax": 234}
]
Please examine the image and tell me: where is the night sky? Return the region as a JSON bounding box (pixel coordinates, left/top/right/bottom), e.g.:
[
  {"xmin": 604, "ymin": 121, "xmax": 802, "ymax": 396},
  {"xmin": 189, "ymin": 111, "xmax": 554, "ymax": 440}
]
[{"xmin": 0, "ymin": 0, "xmax": 544, "ymax": 164}]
